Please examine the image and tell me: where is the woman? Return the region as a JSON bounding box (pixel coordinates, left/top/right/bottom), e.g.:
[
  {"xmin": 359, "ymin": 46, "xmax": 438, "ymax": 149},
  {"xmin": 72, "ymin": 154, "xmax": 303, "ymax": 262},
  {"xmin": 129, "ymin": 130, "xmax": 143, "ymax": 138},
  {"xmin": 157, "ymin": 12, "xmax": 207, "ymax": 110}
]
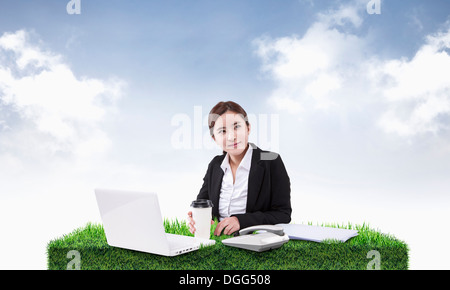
[{"xmin": 188, "ymin": 101, "xmax": 292, "ymax": 236}]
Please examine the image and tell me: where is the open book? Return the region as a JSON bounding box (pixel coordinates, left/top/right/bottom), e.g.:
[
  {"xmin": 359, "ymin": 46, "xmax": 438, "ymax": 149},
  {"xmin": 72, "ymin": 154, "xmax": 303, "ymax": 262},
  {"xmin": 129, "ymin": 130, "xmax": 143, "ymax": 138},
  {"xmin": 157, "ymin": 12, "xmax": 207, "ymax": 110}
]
[{"xmin": 276, "ymin": 223, "xmax": 358, "ymax": 243}]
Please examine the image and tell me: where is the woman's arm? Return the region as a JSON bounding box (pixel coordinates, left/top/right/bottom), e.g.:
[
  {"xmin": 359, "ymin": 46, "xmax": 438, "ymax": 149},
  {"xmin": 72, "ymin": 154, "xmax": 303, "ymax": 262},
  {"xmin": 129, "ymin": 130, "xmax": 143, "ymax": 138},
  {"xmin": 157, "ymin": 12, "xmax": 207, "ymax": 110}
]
[
  {"xmin": 232, "ymin": 155, "xmax": 292, "ymax": 229},
  {"xmin": 197, "ymin": 160, "xmax": 213, "ymax": 200}
]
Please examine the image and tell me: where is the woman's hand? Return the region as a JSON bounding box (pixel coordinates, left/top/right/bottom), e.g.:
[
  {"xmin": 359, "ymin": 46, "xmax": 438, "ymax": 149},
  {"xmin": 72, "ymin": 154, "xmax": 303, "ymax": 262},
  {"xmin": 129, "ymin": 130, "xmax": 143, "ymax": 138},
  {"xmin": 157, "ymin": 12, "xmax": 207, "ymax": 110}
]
[
  {"xmin": 187, "ymin": 211, "xmax": 195, "ymax": 234},
  {"xmin": 214, "ymin": 216, "xmax": 240, "ymax": 236}
]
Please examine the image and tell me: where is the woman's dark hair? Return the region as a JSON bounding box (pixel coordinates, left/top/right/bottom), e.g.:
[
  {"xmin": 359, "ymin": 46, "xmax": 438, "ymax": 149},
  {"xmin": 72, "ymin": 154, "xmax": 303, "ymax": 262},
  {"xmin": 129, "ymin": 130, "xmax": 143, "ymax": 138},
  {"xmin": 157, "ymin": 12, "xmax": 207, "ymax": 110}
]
[{"xmin": 208, "ymin": 101, "xmax": 250, "ymax": 137}]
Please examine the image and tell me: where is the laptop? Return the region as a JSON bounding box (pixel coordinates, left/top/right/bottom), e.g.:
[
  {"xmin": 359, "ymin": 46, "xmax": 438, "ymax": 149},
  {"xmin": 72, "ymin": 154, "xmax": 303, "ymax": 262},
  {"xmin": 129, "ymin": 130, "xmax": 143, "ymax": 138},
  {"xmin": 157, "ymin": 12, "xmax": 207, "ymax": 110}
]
[{"xmin": 94, "ymin": 188, "xmax": 215, "ymax": 256}]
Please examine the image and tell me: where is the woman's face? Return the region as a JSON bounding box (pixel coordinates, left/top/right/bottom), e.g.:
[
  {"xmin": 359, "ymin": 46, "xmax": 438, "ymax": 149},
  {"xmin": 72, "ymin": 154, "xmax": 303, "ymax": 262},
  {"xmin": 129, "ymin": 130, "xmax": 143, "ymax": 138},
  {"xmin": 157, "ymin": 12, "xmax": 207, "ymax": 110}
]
[{"xmin": 212, "ymin": 111, "xmax": 251, "ymax": 156}]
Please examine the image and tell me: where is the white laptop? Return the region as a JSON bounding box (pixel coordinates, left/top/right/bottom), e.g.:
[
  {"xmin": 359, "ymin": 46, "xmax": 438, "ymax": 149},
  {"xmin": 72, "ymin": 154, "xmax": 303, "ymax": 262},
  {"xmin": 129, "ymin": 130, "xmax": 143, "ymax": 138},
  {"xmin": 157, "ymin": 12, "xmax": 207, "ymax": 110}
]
[{"xmin": 94, "ymin": 188, "xmax": 215, "ymax": 256}]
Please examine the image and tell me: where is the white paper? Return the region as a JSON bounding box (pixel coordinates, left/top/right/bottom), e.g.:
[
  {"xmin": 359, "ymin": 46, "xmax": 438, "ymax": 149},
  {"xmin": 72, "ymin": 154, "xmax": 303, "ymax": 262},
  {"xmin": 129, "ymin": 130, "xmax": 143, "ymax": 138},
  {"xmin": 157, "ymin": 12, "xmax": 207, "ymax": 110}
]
[{"xmin": 276, "ymin": 223, "xmax": 358, "ymax": 243}]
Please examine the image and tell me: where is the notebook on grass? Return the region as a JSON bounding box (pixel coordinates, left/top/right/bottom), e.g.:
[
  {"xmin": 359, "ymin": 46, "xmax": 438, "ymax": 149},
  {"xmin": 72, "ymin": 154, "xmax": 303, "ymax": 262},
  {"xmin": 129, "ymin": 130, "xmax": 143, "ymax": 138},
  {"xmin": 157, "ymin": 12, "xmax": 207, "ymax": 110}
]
[{"xmin": 276, "ymin": 223, "xmax": 358, "ymax": 243}]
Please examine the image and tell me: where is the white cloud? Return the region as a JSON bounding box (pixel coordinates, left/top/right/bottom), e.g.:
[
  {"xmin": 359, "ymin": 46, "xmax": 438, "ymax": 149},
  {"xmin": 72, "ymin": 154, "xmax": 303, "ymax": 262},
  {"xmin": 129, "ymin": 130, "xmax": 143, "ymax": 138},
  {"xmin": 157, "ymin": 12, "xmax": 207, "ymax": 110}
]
[
  {"xmin": 0, "ymin": 30, "xmax": 125, "ymax": 163},
  {"xmin": 0, "ymin": 30, "xmax": 59, "ymax": 70},
  {"xmin": 377, "ymin": 28, "xmax": 450, "ymax": 137},
  {"xmin": 254, "ymin": 4, "xmax": 450, "ymax": 140},
  {"xmin": 254, "ymin": 4, "xmax": 369, "ymax": 114}
]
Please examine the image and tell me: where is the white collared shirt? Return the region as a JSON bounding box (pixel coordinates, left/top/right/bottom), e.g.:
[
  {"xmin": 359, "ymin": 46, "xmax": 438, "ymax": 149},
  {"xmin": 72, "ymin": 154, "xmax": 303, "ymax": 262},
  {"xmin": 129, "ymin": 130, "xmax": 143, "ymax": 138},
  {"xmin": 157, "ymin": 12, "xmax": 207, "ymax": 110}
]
[{"xmin": 218, "ymin": 144, "xmax": 253, "ymax": 221}]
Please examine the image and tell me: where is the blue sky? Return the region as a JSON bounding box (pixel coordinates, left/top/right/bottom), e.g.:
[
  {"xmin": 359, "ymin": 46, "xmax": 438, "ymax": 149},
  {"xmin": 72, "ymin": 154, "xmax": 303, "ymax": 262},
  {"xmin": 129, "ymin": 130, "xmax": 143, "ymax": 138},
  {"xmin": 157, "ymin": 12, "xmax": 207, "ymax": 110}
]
[
  {"xmin": 1, "ymin": 0, "xmax": 450, "ymax": 269},
  {"xmin": 3, "ymin": 0, "xmax": 449, "ymax": 99}
]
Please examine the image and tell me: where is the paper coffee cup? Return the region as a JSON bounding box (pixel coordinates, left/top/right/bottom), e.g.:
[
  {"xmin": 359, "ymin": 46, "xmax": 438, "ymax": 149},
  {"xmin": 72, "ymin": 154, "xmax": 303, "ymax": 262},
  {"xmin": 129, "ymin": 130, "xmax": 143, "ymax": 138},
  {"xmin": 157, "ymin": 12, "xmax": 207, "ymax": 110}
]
[{"xmin": 190, "ymin": 199, "xmax": 213, "ymax": 240}]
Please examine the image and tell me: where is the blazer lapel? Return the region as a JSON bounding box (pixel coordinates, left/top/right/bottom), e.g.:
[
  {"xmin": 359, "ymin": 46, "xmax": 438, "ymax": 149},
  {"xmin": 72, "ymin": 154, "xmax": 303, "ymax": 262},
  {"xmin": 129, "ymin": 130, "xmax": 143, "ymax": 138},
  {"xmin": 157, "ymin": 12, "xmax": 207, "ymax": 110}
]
[
  {"xmin": 210, "ymin": 162, "xmax": 224, "ymax": 218},
  {"xmin": 246, "ymin": 146, "xmax": 265, "ymax": 212}
]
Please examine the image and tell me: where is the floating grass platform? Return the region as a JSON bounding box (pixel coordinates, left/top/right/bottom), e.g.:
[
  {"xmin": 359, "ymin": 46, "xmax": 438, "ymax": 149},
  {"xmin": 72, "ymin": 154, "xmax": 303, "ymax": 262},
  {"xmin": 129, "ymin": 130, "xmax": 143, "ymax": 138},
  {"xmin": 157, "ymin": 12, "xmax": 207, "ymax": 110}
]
[{"xmin": 47, "ymin": 219, "xmax": 408, "ymax": 270}]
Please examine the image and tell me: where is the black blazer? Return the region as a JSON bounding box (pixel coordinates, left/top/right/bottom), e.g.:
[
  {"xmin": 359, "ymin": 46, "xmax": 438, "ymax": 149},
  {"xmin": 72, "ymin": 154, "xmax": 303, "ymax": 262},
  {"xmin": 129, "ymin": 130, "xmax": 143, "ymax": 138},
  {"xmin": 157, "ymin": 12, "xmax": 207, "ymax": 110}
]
[{"xmin": 197, "ymin": 143, "xmax": 292, "ymax": 229}]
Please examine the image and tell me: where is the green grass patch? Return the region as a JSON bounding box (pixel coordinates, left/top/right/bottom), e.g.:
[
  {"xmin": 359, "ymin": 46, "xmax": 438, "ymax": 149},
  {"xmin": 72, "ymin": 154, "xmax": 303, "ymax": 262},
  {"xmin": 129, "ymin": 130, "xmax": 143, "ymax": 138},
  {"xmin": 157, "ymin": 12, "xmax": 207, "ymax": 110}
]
[{"xmin": 47, "ymin": 220, "xmax": 408, "ymax": 270}]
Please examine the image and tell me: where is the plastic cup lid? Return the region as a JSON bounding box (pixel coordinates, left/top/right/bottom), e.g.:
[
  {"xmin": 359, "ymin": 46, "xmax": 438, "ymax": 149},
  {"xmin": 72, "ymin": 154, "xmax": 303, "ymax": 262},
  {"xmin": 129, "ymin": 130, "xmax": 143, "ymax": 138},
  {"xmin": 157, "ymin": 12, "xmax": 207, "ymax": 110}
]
[{"xmin": 190, "ymin": 199, "xmax": 213, "ymax": 208}]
